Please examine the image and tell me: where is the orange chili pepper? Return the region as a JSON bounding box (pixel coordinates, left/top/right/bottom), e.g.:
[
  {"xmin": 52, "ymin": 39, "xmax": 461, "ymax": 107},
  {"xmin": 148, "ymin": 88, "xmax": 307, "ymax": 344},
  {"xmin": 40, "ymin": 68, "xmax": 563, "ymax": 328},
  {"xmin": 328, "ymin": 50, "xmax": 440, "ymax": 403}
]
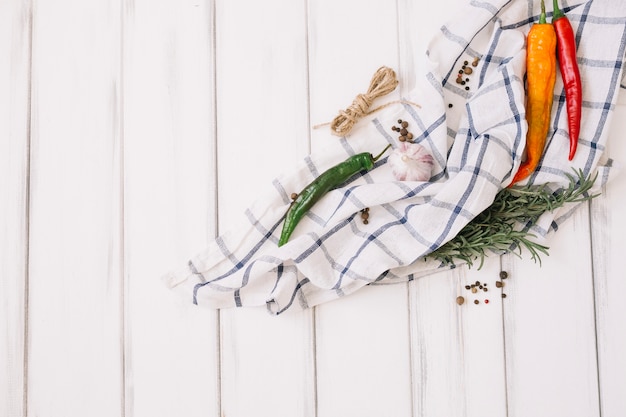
[{"xmin": 510, "ymin": 0, "xmax": 557, "ymax": 186}]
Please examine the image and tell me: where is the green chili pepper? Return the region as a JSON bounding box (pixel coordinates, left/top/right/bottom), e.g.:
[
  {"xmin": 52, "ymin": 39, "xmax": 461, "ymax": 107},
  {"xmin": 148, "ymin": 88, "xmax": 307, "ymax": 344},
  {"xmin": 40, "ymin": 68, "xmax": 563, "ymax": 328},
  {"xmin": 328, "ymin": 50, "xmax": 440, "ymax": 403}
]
[{"xmin": 278, "ymin": 144, "xmax": 391, "ymax": 246}]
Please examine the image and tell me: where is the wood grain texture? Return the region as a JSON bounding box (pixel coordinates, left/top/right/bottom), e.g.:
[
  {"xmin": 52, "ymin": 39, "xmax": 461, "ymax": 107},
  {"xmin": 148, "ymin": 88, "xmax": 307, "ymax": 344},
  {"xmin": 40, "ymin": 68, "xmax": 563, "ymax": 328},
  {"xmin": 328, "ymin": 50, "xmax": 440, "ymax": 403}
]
[
  {"xmin": 0, "ymin": 1, "xmax": 31, "ymax": 416},
  {"xmin": 214, "ymin": 1, "xmax": 316, "ymax": 416},
  {"xmin": 409, "ymin": 258, "xmax": 508, "ymax": 417},
  {"xmin": 502, "ymin": 206, "xmax": 601, "ymax": 417},
  {"xmin": 26, "ymin": 0, "xmax": 124, "ymax": 415},
  {"xmin": 122, "ymin": 1, "xmax": 220, "ymax": 416},
  {"xmin": 590, "ymin": 101, "xmax": 626, "ymax": 417},
  {"xmin": 1, "ymin": 1, "xmax": 624, "ymax": 416}
]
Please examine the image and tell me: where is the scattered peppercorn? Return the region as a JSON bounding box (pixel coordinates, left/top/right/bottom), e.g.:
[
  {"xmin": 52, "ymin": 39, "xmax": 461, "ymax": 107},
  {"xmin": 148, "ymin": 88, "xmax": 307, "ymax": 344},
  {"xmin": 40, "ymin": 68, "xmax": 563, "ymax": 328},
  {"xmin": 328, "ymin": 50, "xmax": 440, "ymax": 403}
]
[
  {"xmin": 500, "ymin": 271, "xmax": 508, "ymax": 279},
  {"xmin": 391, "ymin": 119, "xmax": 415, "ymax": 143},
  {"xmin": 448, "ymin": 103, "xmax": 453, "ymax": 108},
  {"xmin": 502, "ymin": 293, "xmax": 507, "ymax": 298},
  {"xmin": 360, "ymin": 207, "xmax": 370, "ymax": 225},
  {"xmin": 456, "ymin": 296, "xmax": 465, "ymax": 305},
  {"xmin": 290, "ymin": 193, "xmax": 298, "ymax": 200},
  {"xmin": 495, "ymin": 281, "xmax": 503, "ymax": 288},
  {"xmin": 458, "ymin": 279, "xmax": 500, "ymax": 306},
  {"xmin": 464, "ymin": 67, "xmax": 473, "ymax": 75}
]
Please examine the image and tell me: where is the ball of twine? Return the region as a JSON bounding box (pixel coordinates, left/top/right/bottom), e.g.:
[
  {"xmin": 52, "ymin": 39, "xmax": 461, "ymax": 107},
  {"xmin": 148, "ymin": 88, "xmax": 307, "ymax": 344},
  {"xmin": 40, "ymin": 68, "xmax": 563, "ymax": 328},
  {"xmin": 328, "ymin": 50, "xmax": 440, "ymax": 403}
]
[{"xmin": 318, "ymin": 66, "xmax": 420, "ymax": 137}]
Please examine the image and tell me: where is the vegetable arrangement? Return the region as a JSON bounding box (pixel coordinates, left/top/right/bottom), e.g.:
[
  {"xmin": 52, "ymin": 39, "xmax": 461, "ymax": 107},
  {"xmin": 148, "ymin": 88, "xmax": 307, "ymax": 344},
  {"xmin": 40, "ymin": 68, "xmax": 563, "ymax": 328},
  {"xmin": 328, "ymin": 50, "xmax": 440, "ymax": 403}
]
[
  {"xmin": 279, "ymin": 1, "xmax": 585, "ymax": 261},
  {"xmin": 510, "ymin": 0, "xmax": 582, "ymax": 185}
]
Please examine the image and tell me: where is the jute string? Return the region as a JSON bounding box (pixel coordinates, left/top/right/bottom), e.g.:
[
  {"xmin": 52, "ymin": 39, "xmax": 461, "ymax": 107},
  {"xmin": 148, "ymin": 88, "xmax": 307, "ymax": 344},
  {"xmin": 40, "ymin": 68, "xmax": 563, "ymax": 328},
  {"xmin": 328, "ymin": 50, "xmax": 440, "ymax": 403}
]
[{"xmin": 314, "ymin": 66, "xmax": 421, "ymax": 136}]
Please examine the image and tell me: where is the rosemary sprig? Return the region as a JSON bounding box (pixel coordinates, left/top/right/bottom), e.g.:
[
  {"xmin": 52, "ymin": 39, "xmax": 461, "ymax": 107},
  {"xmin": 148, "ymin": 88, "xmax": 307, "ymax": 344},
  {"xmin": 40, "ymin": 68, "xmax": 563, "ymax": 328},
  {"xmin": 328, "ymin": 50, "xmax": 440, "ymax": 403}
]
[{"xmin": 426, "ymin": 169, "xmax": 598, "ymax": 269}]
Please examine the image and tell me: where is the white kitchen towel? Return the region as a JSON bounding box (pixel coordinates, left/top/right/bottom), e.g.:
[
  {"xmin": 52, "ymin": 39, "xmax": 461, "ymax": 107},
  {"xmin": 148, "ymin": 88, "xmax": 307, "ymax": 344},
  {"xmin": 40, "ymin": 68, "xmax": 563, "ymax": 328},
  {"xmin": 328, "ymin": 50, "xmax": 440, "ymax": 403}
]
[{"xmin": 163, "ymin": 0, "xmax": 626, "ymax": 314}]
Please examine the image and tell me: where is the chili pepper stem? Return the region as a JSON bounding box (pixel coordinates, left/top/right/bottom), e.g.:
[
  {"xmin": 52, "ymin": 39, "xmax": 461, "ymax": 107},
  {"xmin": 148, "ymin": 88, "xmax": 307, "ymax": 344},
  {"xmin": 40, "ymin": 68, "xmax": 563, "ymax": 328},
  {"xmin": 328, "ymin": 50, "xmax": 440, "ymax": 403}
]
[
  {"xmin": 552, "ymin": 0, "xmax": 565, "ymax": 20},
  {"xmin": 539, "ymin": 0, "xmax": 547, "ymax": 24},
  {"xmin": 373, "ymin": 144, "xmax": 392, "ymax": 162}
]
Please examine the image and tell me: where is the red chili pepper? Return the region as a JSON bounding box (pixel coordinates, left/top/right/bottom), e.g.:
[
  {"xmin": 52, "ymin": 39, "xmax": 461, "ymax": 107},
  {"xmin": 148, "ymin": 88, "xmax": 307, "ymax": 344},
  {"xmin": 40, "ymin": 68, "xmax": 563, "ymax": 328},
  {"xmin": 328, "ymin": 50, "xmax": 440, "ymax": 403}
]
[{"xmin": 552, "ymin": 0, "xmax": 582, "ymax": 161}]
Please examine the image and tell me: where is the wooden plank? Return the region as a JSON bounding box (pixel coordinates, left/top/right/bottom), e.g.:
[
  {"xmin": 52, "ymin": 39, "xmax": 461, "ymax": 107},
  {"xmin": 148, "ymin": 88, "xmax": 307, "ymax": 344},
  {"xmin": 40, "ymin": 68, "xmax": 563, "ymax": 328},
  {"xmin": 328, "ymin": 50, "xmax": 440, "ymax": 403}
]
[
  {"xmin": 122, "ymin": 1, "xmax": 220, "ymax": 416},
  {"xmin": 26, "ymin": 1, "xmax": 124, "ymax": 415},
  {"xmin": 219, "ymin": 309, "xmax": 316, "ymax": 417},
  {"xmin": 590, "ymin": 100, "xmax": 626, "ymax": 417},
  {"xmin": 409, "ymin": 259, "xmax": 508, "ymax": 417},
  {"xmin": 502, "ymin": 205, "xmax": 600, "ymax": 417},
  {"xmin": 401, "ymin": 1, "xmax": 508, "ymax": 415},
  {"xmin": 307, "ymin": 1, "xmax": 413, "ymax": 416},
  {"xmin": 0, "ymin": 1, "xmax": 31, "ymax": 416},
  {"xmin": 214, "ymin": 1, "xmax": 316, "ymax": 416},
  {"xmin": 315, "ymin": 285, "xmax": 413, "ymax": 417}
]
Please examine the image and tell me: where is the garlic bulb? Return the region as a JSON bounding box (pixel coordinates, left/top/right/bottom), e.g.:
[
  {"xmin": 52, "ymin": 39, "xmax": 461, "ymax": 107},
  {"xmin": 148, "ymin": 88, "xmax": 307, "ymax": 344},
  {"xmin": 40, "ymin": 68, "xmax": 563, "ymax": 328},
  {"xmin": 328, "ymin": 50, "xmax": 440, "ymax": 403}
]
[{"xmin": 388, "ymin": 142, "xmax": 434, "ymax": 181}]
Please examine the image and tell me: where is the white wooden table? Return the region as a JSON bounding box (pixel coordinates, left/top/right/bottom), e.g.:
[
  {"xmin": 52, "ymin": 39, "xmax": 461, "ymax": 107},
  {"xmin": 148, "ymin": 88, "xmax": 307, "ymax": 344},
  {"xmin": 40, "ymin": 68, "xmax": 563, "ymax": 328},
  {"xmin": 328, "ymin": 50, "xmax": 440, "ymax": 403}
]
[{"xmin": 2, "ymin": 1, "xmax": 625, "ymax": 416}]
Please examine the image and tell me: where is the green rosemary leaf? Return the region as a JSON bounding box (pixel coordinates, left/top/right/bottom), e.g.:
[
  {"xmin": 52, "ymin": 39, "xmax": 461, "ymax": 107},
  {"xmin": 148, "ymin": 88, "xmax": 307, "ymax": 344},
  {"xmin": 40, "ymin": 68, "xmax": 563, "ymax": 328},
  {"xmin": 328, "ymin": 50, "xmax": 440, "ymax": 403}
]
[{"xmin": 426, "ymin": 169, "xmax": 597, "ymax": 269}]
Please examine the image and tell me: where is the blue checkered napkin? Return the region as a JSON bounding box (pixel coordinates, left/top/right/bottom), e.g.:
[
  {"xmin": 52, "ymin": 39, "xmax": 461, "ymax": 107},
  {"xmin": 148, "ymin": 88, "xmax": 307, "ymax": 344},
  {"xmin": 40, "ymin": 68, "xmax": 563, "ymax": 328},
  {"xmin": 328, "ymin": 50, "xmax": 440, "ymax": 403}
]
[{"xmin": 163, "ymin": 0, "xmax": 626, "ymax": 314}]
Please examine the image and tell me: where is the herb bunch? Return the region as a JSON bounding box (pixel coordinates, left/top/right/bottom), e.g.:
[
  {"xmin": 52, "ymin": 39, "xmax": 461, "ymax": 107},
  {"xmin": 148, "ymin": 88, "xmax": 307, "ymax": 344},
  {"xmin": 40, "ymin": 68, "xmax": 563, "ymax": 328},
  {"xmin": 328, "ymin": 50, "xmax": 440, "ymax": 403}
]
[{"xmin": 427, "ymin": 169, "xmax": 597, "ymax": 269}]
